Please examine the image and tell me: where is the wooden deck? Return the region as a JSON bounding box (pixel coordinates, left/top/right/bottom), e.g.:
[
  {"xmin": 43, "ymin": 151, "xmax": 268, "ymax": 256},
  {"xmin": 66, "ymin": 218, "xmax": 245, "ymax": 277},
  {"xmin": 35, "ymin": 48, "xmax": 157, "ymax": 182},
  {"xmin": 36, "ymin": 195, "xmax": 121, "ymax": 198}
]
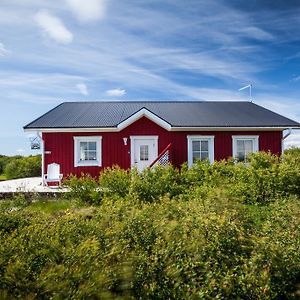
[{"xmin": 0, "ymin": 177, "xmax": 67, "ymax": 199}]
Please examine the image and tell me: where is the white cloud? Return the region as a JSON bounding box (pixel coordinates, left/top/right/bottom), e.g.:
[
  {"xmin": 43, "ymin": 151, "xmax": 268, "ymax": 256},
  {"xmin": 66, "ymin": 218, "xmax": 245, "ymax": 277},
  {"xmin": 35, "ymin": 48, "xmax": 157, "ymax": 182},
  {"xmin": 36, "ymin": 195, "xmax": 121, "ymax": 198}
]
[
  {"xmin": 76, "ymin": 83, "xmax": 89, "ymax": 96},
  {"xmin": 237, "ymin": 26, "xmax": 273, "ymax": 41},
  {"xmin": 16, "ymin": 148, "xmax": 25, "ymax": 153},
  {"xmin": 292, "ymin": 75, "xmax": 300, "ymax": 82},
  {"xmin": 0, "ymin": 43, "xmax": 9, "ymax": 56},
  {"xmin": 34, "ymin": 10, "xmax": 73, "ymax": 44},
  {"xmin": 105, "ymin": 88, "xmax": 126, "ymax": 97},
  {"xmin": 284, "ymin": 132, "xmax": 300, "ymax": 149},
  {"xmin": 65, "ymin": 0, "xmax": 107, "ymax": 22}
]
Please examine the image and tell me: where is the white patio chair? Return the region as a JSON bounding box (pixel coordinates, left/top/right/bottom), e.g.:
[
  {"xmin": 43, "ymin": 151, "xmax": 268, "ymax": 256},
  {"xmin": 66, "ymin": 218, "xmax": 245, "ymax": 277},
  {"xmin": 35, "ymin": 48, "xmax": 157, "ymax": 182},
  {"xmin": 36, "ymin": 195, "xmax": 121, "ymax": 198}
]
[{"xmin": 44, "ymin": 163, "xmax": 63, "ymax": 187}]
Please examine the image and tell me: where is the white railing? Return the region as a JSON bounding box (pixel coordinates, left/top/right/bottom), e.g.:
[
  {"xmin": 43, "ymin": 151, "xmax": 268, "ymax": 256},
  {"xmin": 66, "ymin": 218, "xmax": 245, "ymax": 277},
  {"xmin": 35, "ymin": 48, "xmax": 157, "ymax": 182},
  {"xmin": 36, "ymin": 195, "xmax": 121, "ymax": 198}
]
[{"xmin": 150, "ymin": 143, "xmax": 172, "ymax": 168}]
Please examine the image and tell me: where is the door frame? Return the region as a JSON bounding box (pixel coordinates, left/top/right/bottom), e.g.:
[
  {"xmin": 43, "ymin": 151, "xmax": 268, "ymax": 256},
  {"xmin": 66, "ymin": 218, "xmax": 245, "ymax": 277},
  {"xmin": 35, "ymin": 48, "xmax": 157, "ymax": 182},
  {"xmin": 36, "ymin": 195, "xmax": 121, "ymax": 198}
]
[{"xmin": 130, "ymin": 136, "xmax": 158, "ymax": 169}]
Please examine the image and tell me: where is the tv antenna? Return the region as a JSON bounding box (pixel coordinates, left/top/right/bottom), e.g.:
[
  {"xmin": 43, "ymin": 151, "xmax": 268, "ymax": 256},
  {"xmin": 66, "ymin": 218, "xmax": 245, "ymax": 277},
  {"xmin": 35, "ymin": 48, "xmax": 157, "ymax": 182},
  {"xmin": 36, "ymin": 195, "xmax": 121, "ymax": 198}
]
[{"xmin": 238, "ymin": 84, "xmax": 252, "ymax": 102}]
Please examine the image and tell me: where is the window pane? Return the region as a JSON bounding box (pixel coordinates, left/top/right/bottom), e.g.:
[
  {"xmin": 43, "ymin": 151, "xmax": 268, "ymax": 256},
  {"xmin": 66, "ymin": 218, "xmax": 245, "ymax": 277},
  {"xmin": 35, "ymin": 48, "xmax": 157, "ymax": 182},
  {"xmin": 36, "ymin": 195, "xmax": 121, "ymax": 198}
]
[
  {"xmin": 88, "ymin": 141, "xmax": 97, "ymax": 151},
  {"xmin": 192, "ymin": 141, "xmax": 200, "ymax": 151},
  {"xmin": 201, "ymin": 151, "xmax": 209, "ymax": 160},
  {"xmin": 236, "ymin": 139, "xmax": 254, "ymax": 162},
  {"xmin": 87, "ymin": 151, "xmax": 97, "ymax": 160},
  {"xmin": 236, "ymin": 151, "xmax": 245, "ymax": 162},
  {"xmin": 80, "ymin": 151, "xmax": 87, "ymax": 161},
  {"xmin": 140, "ymin": 145, "xmax": 149, "ymax": 161},
  {"xmin": 236, "ymin": 140, "xmax": 245, "ymax": 153},
  {"xmin": 80, "ymin": 142, "xmax": 88, "ymax": 151},
  {"xmin": 193, "ymin": 151, "xmax": 200, "ymax": 162},
  {"xmin": 201, "ymin": 141, "xmax": 208, "ymax": 151},
  {"xmin": 244, "ymin": 140, "xmax": 253, "ymax": 154},
  {"xmin": 80, "ymin": 143, "xmax": 87, "ymax": 160}
]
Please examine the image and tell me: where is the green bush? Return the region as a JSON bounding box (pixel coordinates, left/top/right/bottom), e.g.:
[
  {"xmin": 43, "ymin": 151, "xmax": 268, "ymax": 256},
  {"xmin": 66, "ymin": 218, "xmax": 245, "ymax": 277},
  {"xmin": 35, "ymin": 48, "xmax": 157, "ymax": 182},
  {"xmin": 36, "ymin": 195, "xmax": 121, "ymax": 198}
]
[
  {"xmin": 64, "ymin": 174, "xmax": 102, "ymax": 205},
  {"xmin": 65, "ymin": 150, "xmax": 300, "ymax": 206},
  {"xmin": 226, "ymin": 151, "xmax": 300, "ymax": 204},
  {"xmin": 130, "ymin": 165, "xmax": 183, "ymax": 202},
  {"xmin": 0, "ymin": 196, "xmax": 299, "ymax": 299},
  {"xmin": 279, "ymin": 150, "xmax": 300, "ymax": 196},
  {"xmin": 0, "ymin": 155, "xmax": 11, "ymax": 174},
  {"xmin": 4, "ymin": 155, "xmax": 41, "ymax": 179},
  {"xmin": 99, "ymin": 165, "xmax": 131, "ymax": 198}
]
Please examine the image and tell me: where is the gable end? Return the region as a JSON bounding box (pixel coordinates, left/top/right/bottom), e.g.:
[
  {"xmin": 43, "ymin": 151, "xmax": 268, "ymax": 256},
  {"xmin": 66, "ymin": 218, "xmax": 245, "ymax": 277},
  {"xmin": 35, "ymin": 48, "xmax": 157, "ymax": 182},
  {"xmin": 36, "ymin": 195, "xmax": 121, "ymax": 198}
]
[{"xmin": 117, "ymin": 107, "xmax": 172, "ymax": 131}]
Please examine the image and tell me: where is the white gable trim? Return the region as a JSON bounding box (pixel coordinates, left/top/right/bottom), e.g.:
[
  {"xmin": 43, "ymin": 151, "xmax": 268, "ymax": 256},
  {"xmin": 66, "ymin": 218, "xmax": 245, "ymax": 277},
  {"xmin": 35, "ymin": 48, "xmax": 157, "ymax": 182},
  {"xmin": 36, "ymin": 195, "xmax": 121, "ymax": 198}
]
[{"xmin": 117, "ymin": 108, "xmax": 172, "ymax": 131}]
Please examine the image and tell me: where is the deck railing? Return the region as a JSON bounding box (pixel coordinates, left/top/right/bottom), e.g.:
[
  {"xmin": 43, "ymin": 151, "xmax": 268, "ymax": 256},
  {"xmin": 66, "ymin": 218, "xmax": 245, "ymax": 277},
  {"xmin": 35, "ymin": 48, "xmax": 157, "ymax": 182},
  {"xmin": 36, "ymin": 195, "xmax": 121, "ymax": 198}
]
[{"xmin": 149, "ymin": 143, "xmax": 172, "ymax": 168}]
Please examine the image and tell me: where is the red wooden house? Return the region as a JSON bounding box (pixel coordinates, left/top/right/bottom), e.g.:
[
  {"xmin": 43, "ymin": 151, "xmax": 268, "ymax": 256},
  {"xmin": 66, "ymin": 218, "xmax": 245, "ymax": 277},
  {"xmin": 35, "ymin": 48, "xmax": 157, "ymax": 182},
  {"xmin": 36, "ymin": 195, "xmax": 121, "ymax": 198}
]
[{"xmin": 24, "ymin": 101, "xmax": 300, "ymax": 178}]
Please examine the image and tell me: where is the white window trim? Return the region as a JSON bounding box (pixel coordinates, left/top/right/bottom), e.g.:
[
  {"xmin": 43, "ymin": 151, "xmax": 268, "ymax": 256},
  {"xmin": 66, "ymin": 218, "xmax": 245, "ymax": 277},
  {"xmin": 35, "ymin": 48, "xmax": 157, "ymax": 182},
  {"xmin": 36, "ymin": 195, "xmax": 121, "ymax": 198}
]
[
  {"xmin": 74, "ymin": 136, "xmax": 102, "ymax": 167},
  {"xmin": 232, "ymin": 135, "xmax": 259, "ymax": 160},
  {"xmin": 187, "ymin": 135, "xmax": 215, "ymax": 167}
]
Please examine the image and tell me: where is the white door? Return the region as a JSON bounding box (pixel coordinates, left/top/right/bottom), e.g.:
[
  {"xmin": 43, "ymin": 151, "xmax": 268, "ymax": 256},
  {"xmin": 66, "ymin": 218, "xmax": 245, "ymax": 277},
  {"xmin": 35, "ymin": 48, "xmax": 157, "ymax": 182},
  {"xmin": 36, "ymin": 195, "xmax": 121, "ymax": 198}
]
[{"xmin": 131, "ymin": 137, "xmax": 158, "ymax": 171}]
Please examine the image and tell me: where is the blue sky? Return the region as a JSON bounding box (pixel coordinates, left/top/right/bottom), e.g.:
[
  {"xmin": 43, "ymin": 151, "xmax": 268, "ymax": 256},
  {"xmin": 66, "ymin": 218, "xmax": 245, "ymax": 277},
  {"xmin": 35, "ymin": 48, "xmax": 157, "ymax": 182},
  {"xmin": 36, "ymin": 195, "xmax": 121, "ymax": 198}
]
[{"xmin": 0, "ymin": 0, "xmax": 300, "ymax": 155}]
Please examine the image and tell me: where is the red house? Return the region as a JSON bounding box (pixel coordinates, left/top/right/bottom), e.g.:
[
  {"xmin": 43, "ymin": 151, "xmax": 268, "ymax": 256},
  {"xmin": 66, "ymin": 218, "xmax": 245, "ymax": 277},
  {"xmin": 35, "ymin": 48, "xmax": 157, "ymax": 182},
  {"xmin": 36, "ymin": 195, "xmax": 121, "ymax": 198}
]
[{"xmin": 24, "ymin": 101, "xmax": 300, "ymax": 178}]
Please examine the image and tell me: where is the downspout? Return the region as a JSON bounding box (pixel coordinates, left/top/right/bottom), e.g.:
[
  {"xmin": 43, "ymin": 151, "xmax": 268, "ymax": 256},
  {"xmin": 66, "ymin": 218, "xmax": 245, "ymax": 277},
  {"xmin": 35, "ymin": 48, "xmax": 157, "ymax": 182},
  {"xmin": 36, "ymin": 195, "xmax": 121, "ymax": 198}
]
[
  {"xmin": 281, "ymin": 128, "xmax": 292, "ymax": 155},
  {"xmin": 37, "ymin": 132, "xmax": 45, "ymax": 186}
]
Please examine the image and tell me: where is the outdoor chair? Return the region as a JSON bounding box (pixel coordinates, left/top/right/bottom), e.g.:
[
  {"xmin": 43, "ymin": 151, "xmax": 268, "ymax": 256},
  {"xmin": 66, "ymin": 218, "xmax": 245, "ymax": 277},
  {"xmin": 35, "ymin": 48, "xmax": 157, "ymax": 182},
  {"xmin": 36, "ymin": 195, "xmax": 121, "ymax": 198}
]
[{"xmin": 44, "ymin": 163, "xmax": 63, "ymax": 187}]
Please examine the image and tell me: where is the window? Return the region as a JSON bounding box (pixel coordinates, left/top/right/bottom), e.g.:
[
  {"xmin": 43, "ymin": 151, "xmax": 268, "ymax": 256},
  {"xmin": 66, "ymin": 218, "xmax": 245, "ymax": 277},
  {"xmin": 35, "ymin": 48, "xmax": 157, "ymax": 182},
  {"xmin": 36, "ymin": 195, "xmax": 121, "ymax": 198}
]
[
  {"xmin": 232, "ymin": 136, "xmax": 259, "ymax": 162},
  {"xmin": 74, "ymin": 136, "xmax": 102, "ymax": 167},
  {"xmin": 187, "ymin": 136, "xmax": 214, "ymax": 167},
  {"xmin": 140, "ymin": 145, "xmax": 149, "ymax": 161}
]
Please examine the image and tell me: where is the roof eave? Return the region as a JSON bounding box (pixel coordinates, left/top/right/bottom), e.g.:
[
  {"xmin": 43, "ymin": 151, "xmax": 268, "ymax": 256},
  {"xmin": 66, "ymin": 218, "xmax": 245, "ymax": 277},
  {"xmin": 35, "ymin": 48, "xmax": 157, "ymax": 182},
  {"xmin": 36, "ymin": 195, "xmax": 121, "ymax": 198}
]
[{"xmin": 24, "ymin": 125, "xmax": 300, "ymax": 133}]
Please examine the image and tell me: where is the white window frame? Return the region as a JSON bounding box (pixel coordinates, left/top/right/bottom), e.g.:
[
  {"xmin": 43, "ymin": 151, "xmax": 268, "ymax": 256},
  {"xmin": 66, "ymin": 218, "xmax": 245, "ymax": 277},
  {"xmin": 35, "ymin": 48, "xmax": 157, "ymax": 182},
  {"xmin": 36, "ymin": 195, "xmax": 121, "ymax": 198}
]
[
  {"xmin": 74, "ymin": 136, "xmax": 102, "ymax": 167},
  {"xmin": 187, "ymin": 135, "xmax": 215, "ymax": 167},
  {"xmin": 232, "ymin": 135, "xmax": 259, "ymax": 162}
]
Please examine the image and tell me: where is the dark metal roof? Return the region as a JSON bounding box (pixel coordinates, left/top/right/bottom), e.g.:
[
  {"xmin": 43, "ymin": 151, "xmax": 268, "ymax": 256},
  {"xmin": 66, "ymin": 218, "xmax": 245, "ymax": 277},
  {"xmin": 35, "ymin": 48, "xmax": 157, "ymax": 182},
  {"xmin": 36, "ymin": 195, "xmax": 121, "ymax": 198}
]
[{"xmin": 24, "ymin": 101, "xmax": 300, "ymax": 129}]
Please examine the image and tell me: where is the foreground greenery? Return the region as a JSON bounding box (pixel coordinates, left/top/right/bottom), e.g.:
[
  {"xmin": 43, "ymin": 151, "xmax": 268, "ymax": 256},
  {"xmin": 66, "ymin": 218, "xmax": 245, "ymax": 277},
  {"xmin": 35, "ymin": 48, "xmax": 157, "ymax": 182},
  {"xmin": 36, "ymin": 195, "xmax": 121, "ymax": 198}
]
[
  {"xmin": 0, "ymin": 150, "xmax": 299, "ymax": 299},
  {"xmin": 0, "ymin": 154, "xmax": 41, "ymax": 180}
]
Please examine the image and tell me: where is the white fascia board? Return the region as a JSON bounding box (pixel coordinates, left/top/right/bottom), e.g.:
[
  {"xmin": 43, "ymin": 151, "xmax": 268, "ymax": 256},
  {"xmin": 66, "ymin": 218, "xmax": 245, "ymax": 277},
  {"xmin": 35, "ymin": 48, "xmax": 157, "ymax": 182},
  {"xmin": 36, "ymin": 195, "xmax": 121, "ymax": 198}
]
[
  {"xmin": 24, "ymin": 127, "xmax": 118, "ymax": 133},
  {"xmin": 170, "ymin": 127, "xmax": 293, "ymax": 131},
  {"xmin": 117, "ymin": 108, "xmax": 172, "ymax": 131},
  {"xmin": 24, "ymin": 125, "xmax": 299, "ymax": 133}
]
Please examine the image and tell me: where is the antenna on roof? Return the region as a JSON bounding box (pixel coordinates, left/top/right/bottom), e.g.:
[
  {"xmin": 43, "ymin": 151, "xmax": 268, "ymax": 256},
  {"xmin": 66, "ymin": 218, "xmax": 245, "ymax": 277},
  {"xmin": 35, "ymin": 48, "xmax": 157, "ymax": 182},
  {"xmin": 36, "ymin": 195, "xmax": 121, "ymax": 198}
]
[{"xmin": 238, "ymin": 84, "xmax": 252, "ymax": 102}]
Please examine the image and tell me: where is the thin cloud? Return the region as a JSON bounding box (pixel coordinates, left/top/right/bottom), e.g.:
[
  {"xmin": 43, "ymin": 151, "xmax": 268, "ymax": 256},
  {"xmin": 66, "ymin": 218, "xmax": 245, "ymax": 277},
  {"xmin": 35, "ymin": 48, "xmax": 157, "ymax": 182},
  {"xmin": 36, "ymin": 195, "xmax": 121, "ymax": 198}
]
[
  {"xmin": 284, "ymin": 132, "xmax": 300, "ymax": 148},
  {"xmin": 0, "ymin": 42, "xmax": 9, "ymax": 56},
  {"xmin": 292, "ymin": 75, "xmax": 300, "ymax": 82},
  {"xmin": 106, "ymin": 88, "xmax": 126, "ymax": 97},
  {"xmin": 235, "ymin": 26, "xmax": 274, "ymax": 41},
  {"xmin": 76, "ymin": 83, "xmax": 89, "ymax": 96},
  {"xmin": 34, "ymin": 10, "xmax": 73, "ymax": 44},
  {"xmin": 65, "ymin": 0, "xmax": 107, "ymax": 22}
]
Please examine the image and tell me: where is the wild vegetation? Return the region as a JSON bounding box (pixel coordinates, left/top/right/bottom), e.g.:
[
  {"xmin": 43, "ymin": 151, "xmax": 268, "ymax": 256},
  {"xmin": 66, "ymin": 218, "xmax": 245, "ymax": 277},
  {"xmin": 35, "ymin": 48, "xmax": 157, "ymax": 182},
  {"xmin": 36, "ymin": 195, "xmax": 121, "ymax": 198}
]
[
  {"xmin": 0, "ymin": 150, "xmax": 299, "ymax": 299},
  {"xmin": 0, "ymin": 155, "xmax": 41, "ymax": 180}
]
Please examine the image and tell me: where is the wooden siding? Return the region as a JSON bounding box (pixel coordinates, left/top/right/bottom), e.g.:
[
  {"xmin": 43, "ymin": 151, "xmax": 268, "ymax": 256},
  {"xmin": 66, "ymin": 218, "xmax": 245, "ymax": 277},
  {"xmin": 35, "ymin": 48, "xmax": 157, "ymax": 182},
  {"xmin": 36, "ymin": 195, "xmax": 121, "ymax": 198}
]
[{"xmin": 43, "ymin": 117, "xmax": 282, "ymax": 177}]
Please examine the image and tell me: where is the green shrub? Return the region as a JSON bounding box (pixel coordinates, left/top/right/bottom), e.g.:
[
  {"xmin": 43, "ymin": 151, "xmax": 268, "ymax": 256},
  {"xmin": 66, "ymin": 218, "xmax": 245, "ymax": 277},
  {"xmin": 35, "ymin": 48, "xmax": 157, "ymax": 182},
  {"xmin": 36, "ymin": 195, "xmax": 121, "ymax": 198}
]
[
  {"xmin": 64, "ymin": 174, "xmax": 102, "ymax": 205},
  {"xmin": 279, "ymin": 150, "xmax": 300, "ymax": 196},
  {"xmin": 66, "ymin": 150, "xmax": 300, "ymax": 205},
  {"xmin": 99, "ymin": 165, "xmax": 131, "ymax": 198},
  {"xmin": 0, "ymin": 196, "xmax": 299, "ymax": 299},
  {"xmin": 130, "ymin": 165, "xmax": 183, "ymax": 202},
  {"xmin": 4, "ymin": 149, "xmax": 297, "ymax": 298},
  {"xmin": 4, "ymin": 155, "xmax": 41, "ymax": 179},
  {"xmin": 0, "ymin": 155, "xmax": 10, "ymax": 174},
  {"xmin": 227, "ymin": 152, "xmax": 286, "ymax": 204}
]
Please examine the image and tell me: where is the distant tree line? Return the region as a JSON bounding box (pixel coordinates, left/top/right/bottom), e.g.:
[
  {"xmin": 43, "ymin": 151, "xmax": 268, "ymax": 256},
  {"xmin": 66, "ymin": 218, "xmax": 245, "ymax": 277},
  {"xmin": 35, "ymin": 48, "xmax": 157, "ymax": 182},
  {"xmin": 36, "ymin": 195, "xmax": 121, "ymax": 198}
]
[{"xmin": 0, "ymin": 155, "xmax": 41, "ymax": 180}]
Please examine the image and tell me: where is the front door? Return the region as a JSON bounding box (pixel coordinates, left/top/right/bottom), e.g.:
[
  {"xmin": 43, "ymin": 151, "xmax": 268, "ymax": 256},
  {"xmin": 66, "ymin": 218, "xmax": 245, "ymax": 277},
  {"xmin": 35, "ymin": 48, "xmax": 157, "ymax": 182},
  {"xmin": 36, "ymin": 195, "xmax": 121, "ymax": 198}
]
[{"xmin": 131, "ymin": 136, "xmax": 158, "ymax": 171}]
